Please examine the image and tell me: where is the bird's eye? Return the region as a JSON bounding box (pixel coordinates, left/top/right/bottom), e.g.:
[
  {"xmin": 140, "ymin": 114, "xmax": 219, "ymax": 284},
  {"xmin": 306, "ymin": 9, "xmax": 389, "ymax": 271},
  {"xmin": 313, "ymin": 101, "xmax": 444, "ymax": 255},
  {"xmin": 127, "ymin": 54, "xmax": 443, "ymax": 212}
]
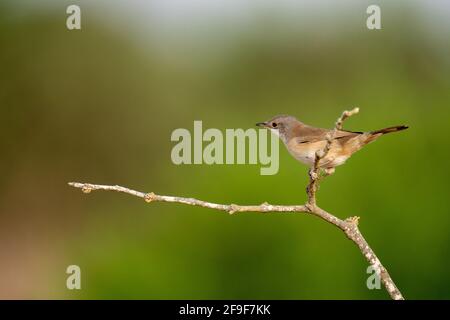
[{"xmin": 272, "ymin": 122, "xmax": 278, "ymax": 128}]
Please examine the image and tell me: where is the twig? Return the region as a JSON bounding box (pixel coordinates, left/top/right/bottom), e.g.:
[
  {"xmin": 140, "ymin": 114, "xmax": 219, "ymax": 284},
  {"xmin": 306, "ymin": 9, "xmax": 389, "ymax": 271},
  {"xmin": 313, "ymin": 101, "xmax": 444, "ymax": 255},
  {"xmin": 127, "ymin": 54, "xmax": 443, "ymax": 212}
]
[
  {"xmin": 67, "ymin": 107, "xmax": 404, "ymax": 300},
  {"xmin": 67, "ymin": 182, "xmax": 309, "ymax": 214},
  {"xmin": 307, "ymin": 108, "xmax": 359, "ymax": 205}
]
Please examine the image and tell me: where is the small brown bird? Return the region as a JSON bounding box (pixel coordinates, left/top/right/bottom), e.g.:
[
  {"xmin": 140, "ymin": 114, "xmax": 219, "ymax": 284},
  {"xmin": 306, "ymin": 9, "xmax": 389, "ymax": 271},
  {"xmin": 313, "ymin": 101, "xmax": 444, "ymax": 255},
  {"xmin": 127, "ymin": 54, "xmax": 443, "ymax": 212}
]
[{"xmin": 257, "ymin": 115, "xmax": 408, "ymax": 170}]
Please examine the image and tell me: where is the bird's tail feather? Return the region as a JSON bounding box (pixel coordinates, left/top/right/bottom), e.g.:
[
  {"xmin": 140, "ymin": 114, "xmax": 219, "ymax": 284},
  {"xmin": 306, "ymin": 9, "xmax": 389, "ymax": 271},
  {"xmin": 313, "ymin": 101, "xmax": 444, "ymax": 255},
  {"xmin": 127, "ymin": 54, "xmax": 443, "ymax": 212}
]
[
  {"xmin": 371, "ymin": 125, "xmax": 408, "ymax": 135},
  {"xmin": 361, "ymin": 125, "xmax": 408, "ymax": 145}
]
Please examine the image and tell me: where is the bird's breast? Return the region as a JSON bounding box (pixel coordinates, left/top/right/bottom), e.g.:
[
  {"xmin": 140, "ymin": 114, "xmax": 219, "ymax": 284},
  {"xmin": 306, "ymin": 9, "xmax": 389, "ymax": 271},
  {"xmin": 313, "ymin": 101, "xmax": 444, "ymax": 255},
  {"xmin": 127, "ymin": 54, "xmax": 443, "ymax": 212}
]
[
  {"xmin": 286, "ymin": 140, "xmax": 326, "ymax": 166},
  {"xmin": 285, "ymin": 139, "xmax": 351, "ymax": 168}
]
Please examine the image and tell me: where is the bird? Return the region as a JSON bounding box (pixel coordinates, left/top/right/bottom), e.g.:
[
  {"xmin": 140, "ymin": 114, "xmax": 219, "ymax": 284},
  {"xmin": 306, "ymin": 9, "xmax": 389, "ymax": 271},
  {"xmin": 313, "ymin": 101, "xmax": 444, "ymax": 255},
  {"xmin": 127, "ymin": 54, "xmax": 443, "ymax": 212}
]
[{"xmin": 256, "ymin": 115, "xmax": 408, "ymax": 172}]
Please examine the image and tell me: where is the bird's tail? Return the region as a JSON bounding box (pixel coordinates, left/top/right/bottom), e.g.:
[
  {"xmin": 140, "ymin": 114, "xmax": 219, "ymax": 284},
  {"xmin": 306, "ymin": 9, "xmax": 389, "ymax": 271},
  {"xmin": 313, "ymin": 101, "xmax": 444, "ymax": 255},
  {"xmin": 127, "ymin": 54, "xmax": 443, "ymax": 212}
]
[
  {"xmin": 371, "ymin": 125, "xmax": 409, "ymax": 135},
  {"xmin": 361, "ymin": 125, "xmax": 408, "ymax": 145}
]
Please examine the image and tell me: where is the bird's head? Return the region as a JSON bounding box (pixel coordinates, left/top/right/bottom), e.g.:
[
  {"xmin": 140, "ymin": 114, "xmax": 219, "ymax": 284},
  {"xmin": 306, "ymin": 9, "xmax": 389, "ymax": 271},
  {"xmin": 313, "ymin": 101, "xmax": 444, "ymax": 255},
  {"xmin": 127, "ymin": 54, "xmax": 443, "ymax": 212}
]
[{"xmin": 256, "ymin": 115, "xmax": 301, "ymax": 142}]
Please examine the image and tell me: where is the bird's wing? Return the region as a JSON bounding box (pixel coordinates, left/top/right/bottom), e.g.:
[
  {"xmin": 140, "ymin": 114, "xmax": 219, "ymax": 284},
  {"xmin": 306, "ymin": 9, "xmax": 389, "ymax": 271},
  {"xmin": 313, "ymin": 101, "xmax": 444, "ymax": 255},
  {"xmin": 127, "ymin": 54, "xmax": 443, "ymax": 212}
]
[{"xmin": 294, "ymin": 126, "xmax": 362, "ymax": 144}]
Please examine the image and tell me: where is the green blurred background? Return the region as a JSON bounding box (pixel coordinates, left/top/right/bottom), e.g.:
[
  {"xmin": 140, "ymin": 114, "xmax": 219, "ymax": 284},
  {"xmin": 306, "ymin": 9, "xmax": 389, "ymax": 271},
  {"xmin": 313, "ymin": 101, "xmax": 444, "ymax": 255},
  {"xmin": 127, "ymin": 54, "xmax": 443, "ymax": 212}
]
[{"xmin": 1, "ymin": 0, "xmax": 449, "ymax": 299}]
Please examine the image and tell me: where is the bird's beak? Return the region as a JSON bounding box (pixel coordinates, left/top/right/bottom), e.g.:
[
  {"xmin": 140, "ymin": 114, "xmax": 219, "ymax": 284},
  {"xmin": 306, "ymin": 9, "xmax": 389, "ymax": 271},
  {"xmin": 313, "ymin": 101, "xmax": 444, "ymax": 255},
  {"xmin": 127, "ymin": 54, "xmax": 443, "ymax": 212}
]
[{"xmin": 256, "ymin": 122, "xmax": 268, "ymax": 128}]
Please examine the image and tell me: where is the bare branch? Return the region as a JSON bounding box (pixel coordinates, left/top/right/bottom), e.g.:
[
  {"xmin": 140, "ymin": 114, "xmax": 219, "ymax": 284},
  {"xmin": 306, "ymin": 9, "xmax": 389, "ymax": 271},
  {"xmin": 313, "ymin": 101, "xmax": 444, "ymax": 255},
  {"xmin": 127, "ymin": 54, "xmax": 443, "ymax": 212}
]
[
  {"xmin": 67, "ymin": 182, "xmax": 309, "ymax": 214},
  {"xmin": 68, "ymin": 180, "xmax": 404, "ymax": 300}
]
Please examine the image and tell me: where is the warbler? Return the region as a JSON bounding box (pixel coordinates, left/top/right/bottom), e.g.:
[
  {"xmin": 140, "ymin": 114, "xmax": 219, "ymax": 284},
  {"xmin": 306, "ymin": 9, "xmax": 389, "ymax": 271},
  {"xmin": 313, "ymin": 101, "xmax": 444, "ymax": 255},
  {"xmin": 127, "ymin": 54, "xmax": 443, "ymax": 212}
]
[{"xmin": 257, "ymin": 115, "xmax": 407, "ymax": 170}]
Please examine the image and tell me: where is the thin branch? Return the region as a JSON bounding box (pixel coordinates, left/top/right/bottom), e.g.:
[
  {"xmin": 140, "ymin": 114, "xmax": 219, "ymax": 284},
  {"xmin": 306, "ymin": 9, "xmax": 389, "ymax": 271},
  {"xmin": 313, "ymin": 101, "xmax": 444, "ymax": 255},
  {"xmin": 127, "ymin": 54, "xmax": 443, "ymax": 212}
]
[
  {"xmin": 307, "ymin": 107, "xmax": 359, "ymax": 205},
  {"xmin": 67, "ymin": 182, "xmax": 309, "ymax": 214},
  {"xmin": 67, "ymin": 107, "xmax": 404, "ymax": 300}
]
